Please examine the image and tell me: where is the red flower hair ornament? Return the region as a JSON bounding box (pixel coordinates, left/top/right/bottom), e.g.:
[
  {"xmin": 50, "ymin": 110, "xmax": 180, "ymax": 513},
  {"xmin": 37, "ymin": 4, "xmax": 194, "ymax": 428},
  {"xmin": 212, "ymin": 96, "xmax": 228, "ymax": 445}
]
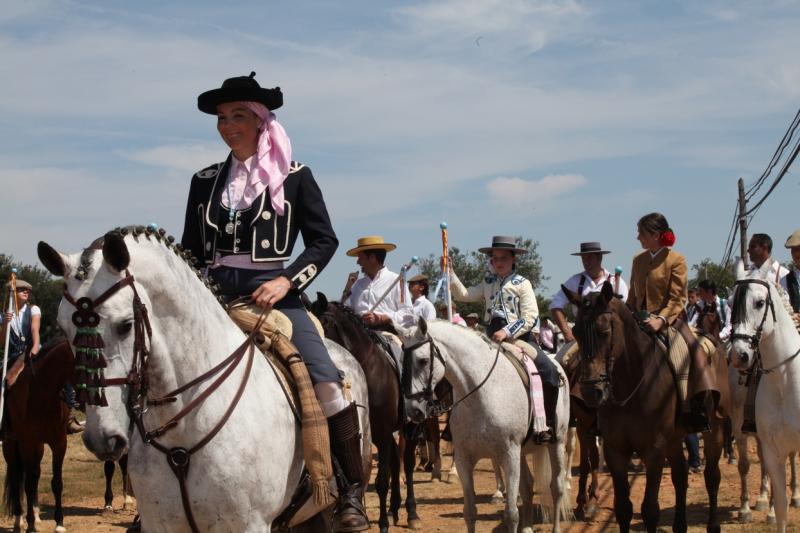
[{"xmin": 659, "ymin": 229, "xmax": 676, "ymax": 247}]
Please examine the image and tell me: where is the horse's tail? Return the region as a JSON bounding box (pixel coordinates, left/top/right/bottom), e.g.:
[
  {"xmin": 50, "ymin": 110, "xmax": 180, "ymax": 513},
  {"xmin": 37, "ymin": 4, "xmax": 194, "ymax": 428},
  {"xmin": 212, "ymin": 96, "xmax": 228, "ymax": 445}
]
[
  {"xmin": 530, "ymin": 444, "xmax": 573, "ymax": 525},
  {"xmin": 3, "ymin": 440, "xmax": 24, "ymax": 516}
]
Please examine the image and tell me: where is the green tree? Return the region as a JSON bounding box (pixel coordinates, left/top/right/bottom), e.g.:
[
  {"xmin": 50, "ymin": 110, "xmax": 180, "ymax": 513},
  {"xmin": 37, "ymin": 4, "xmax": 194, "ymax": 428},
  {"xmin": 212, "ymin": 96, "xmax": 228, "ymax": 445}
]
[
  {"xmin": 689, "ymin": 258, "xmax": 736, "ymax": 297},
  {"xmin": 0, "ymin": 254, "xmax": 64, "ymax": 350},
  {"xmin": 415, "ymin": 237, "xmax": 549, "ymax": 322}
]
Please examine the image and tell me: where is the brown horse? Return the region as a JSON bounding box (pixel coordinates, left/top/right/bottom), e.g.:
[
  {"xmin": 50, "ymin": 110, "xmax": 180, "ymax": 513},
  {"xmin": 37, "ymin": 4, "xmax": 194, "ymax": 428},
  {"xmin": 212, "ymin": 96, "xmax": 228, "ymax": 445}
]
[
  {"xmin": 2, "ymin": 339, "xmax": 72, "ymax": 532},
  {"xmin": 564, "ymin": 281, "xmax": 729, "ymax": 533},
  {"xmin": 311, "ymin": 294, "xmax": 421, "ymax": 533}
]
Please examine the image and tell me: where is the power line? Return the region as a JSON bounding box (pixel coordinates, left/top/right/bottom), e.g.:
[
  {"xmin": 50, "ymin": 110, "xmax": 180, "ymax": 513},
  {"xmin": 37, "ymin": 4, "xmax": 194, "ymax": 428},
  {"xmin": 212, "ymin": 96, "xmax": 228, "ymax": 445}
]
[{"xmin": 745, "ymin": 107, "xmax": 800, "ymax": 201}]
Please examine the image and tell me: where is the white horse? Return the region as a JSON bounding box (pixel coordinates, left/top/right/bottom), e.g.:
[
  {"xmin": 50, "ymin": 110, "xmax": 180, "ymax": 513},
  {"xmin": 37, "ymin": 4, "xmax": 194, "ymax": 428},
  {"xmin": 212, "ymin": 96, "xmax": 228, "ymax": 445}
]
[
  {"xmin": 399, "ymin": 318, "xmax": 570, "ymax": 533},
  {"xmin": 730, "ymin": 259, "xmax": 800, "ymax": 533},
  {"xmin": 37, "ymin": 227, "xmax": 370, "ymax": 532}
]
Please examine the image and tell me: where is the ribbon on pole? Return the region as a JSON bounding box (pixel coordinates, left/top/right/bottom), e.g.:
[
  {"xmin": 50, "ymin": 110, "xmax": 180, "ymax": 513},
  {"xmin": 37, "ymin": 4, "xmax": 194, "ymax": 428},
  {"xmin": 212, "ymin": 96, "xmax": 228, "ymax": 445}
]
[
  {"xmin": 367, "ymin": 256, "xmax": 419, "ymax": 314},
  {"xmin": 441, "ymin": 222, "xmax": 453, "ymax": 322},
  {"xmin": 0, "ymin": 268, "xmax": 19, "ymax": 430}
]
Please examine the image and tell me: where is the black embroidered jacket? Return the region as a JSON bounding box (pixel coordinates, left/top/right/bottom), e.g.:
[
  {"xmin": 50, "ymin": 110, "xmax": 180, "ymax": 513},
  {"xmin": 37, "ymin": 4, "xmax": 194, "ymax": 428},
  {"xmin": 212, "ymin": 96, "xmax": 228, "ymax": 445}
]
[{"xmin": 180, "ymin": 156, "xmax": 338, "ymax": 291}]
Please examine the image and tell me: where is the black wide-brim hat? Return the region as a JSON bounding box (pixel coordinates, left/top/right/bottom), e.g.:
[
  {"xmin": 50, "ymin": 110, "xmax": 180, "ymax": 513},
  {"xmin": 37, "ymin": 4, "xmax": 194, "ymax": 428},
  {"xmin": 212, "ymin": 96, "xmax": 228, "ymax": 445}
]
[
  {"xmin": 197, "ymin": 71, "xmax": 283, "ymax": 114},
  {"xmin": 478, "ymin": 235, "xmax": 528, "ymax": 255},
  {"xmin": 571, "ymin": 241, "xmax": 611, "ymax": 256}
]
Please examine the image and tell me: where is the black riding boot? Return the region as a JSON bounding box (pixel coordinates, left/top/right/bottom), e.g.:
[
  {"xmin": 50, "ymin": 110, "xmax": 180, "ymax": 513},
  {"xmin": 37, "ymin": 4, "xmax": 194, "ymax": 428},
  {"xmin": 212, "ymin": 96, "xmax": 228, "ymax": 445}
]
[{"xmin": 328, "ymin": 403, "xmax": 369, "ymax": 532}]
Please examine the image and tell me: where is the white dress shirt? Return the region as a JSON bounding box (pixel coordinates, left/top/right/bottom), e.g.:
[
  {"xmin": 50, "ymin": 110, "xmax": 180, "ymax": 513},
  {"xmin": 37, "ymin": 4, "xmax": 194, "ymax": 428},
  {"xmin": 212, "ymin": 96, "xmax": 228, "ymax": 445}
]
[
  {"xmin": 551, "ymin": 269, "xmax": 630, "ymax": 315},
  {"xmin": 412, "ymin": 295, "xmax": 436, "ymax": 321},
  {"xmin": 346, "ymin": 267, "xmax": 415, "ymax": 327},
  {"xmin": 748, "ymin": 258, "xmax": 790, "ymax": 285}
]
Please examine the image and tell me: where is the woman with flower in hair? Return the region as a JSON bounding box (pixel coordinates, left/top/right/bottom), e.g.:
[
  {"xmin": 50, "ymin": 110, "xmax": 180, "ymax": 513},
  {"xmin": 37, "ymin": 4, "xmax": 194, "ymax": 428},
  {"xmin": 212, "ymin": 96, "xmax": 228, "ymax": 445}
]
[{"xmin": 627, "ymin": 212, "xmax": 716, "ymax": 432}]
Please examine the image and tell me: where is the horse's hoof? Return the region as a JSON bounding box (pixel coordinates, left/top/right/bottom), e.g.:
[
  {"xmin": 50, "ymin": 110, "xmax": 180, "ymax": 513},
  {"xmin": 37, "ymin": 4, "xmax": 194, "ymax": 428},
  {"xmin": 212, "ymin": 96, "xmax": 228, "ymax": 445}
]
[
  {"xmin": 586, "ymin": 502, "xmax": 599, "ymax": 518},
  {"xmin": 13, "ymin": 516, "xmax": 24, "ymax": 531},
  {"xmin": 407, "ymin": 518, "xmax": 423, "ymax": 530},
  {"xmin": 103, "ymin": 505, "xmax": 114, "ymax": 514},
  {"xmin": 755, "ymin": 500, "xmax": 769, "ymax": 512},
  {"xmin": 380, "ymin": 528, "xmax": 389, "ymax": 533},
  {"xmin": 738, "ymin": 510, "xmax": 752, "ymax": 523},
  {"xmin": 792, "ymin": 497, "xmax": 800, "ymax": 508},
  {"xmin": 392, "ymin": 514, "xmax": 399, "ymax": 526},
  {"xmin": 728, "ymin": 457, "xmax": 738, "ymax": 465},
  {"xmin": 490, "ymin": 492, "xmax": 504, "ymax": 505},
  {"xmin": 767, "ymin": 515, "xmax": 776, "ymax": 525},
  {"xmin": 54, "ymin": 526, "xmax": 67, "ymax": 533},
  {"xmin": 522, "ymin": 528, "xmax": 534, "ymax": 533}
]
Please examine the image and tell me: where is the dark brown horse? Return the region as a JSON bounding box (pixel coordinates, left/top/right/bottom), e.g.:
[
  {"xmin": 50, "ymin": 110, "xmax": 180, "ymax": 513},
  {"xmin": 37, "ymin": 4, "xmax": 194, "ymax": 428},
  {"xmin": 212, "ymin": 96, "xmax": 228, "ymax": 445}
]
[
  {"xmin": 311, "ymin": 294, "xmax": 421, "ymax": 533},
  {"xmin": 2, "ymin": 339, "xmax": 72, "ymax": 532},
  {"xmin": 564, "ymin": 281, "xmax": 729, "ymax": 533},
  {"xmin": 103, "ymin": 455, "xmax": 133, "ymax": 512}
]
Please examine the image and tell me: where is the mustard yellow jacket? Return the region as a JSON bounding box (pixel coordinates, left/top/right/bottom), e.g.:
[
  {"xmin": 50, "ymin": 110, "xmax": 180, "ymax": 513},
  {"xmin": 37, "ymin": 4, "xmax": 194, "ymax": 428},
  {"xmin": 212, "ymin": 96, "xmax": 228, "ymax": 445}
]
[{"xmin": 626, "ymin": 248, "xmax": 688, "ymax": 325}]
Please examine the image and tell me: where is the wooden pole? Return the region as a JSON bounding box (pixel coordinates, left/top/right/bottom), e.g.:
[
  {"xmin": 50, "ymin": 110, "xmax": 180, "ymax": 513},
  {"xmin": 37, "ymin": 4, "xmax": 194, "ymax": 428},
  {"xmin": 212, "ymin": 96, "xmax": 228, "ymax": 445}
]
[{"xmin": 738, "ymin": 177, "xmax": 749, "ymax": 269}]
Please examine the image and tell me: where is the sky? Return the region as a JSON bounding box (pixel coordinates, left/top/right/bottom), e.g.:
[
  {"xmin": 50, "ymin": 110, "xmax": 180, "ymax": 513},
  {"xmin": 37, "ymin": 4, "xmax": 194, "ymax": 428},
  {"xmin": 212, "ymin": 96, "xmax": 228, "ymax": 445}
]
[{"xmin": 1, "ymin": 0, "xmax": 799, "ymax": 303}]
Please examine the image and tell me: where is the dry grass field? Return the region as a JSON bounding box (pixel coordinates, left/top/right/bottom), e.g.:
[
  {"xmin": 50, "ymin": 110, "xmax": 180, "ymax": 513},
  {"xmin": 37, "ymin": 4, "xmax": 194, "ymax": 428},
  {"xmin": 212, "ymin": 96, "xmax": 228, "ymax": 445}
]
[{"xmin": 2, "ymin": 433, "xmax": 800, "ymax": 532}]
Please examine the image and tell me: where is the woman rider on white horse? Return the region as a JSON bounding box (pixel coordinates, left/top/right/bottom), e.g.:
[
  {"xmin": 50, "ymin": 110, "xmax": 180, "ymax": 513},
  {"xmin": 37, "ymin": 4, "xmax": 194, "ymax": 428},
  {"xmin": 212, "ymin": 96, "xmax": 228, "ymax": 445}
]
[
  {"xmin": 180, "ymin": 72, "xmax": 367, "ymax": 531},
  {"xmin": 448, "ymin": 235, "xmax": 561, "ymax": 443}
]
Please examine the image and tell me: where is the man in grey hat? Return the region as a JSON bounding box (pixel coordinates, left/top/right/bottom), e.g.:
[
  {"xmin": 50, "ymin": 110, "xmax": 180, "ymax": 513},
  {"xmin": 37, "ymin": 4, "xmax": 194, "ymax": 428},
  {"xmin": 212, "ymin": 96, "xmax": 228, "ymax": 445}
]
[
  {"xmin": 551, "ymin": 242, "xmax": 629, "ymax": 344},
  {"xmin": 781, "ymin": 229, "xmax": 800, "ymax": 320}
]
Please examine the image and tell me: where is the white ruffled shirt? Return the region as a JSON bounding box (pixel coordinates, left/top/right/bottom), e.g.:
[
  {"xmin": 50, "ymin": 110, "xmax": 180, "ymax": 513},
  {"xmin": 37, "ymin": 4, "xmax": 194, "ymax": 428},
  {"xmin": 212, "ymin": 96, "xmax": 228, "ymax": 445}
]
[{"xmin": 412, "ymin": 295, "xmax": 436, "ymax": 321}]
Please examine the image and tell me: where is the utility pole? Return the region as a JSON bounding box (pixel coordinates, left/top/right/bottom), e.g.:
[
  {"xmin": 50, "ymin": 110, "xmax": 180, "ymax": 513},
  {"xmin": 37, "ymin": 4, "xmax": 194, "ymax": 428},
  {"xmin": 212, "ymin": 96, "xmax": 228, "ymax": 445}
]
[{"xmin": 738, "ymin": 177, "xmax": 748, "ymax": 269}]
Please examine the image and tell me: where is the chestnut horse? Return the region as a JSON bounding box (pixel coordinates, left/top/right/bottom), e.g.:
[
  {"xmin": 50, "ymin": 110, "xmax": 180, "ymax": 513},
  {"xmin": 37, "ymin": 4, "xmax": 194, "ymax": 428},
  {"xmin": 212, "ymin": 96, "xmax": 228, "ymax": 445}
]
[
  {"xmin": 564, "ymin": 281, "xmax": 729, "ymax": 533},
  {"xmin": 311, "ymin": 294, "xmax": 420, "ymax": 533},
  {"xmin": 2, "ymin": 339, "xmax": 72, "ymax": 532}
]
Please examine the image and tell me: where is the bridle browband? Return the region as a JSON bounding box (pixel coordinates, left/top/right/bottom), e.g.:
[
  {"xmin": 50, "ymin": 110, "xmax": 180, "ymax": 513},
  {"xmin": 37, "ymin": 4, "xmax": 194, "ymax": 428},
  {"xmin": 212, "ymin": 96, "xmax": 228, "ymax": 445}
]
[
  {"xmin": 63, "ymin": 269, "xmax": 265, "ymax": 533},
  {"xmin": 731, "ymin": 278, "xmax": 800, "ymax": 375},
  {"xmin": 401, "ymin": 334, "xmax": 501, "ymax": 417}
]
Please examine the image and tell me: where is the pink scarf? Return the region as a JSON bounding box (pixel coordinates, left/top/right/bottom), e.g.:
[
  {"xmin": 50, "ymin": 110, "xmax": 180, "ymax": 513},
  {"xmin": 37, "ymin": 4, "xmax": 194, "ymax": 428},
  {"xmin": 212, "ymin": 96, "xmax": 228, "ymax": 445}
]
[{"xmin": 239, "ymin": 102, "xmax": 292, "ymax": 215}]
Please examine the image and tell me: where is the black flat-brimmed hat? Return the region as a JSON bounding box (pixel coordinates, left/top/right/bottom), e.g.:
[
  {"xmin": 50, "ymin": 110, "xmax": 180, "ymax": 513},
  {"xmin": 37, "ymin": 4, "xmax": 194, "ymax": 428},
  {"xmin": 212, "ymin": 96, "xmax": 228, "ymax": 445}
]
[
  {"xmin": 478, "ymin": 235, "xmax": 528, "ymax": 255},
  {"xmin": 197, "ymin": 71, "xmax": 283, "ymax": 115},
  {"xmin": 570, "ymin": 242, "xmax": 611, "ymax": 256}
]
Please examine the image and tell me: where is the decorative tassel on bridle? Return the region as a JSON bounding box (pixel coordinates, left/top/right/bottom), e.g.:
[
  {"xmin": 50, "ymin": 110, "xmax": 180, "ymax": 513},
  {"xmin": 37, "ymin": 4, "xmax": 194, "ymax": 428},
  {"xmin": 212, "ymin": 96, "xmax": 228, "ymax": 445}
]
[{"xmin": 71, "ymin": 297, "xmax": 109, "ymax": 407}]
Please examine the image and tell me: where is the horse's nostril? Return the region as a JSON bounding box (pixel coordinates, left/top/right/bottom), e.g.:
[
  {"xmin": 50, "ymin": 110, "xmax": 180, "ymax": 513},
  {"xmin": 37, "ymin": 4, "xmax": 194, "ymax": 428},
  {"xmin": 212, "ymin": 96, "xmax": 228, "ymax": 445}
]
[
  {"xmin": 740, "ymin": 352, "xmax": 749, "ymax": 364},
  {"xmin": 108, "ymin": 435, "xmax": 127, "ymax": 454}
]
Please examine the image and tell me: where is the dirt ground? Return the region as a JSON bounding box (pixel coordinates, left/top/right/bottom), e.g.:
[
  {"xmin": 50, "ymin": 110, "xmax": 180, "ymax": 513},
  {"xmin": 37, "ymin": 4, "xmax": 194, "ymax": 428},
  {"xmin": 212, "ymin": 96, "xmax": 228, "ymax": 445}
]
[{"xmin": 2, "ymin": 434, "xmax": 800, "ymax": 532}]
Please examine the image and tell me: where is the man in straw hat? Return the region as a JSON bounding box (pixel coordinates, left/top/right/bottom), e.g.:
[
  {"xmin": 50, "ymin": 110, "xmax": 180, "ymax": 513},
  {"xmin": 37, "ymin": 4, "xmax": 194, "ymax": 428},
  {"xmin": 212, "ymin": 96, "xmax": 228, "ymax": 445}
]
[
  {"xmin": 408, "ymin": 274, "xmax": 436, "ymax": 321},
  {"xmin": 344, "ymin": 236, "xmax": 414, "ymax": 327},
  {"xmin": 781, "ymin": 228, "xmax": 800, "ymax": 321},
  {"xmin": 551, "ymin": 241, "xmax": 628, "ymax": 345},
  {"xmin": 448, "ymin": 235, "xmax": 560, "ymax": 442}
]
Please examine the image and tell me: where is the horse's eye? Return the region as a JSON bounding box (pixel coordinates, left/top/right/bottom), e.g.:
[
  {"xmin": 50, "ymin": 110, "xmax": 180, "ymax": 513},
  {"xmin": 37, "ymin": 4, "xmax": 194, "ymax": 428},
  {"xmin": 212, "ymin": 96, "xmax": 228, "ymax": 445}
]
[
  {"xmin": 418, "ymin": 357, "xmax": 429, "ymax": 367},
  {"xmin": 755, "ymin": 299, "xmax": 766, "ymax": 309},
  {"xmin": 117, "ymin": 320, "xmax": 133, "ymax": 336}
]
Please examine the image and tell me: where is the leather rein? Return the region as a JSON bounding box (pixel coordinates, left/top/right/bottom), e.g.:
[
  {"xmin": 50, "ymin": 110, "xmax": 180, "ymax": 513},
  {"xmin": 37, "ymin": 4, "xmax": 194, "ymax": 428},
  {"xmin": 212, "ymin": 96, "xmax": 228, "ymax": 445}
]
[
  {"xmin": 63, "ymin": 270, "xmax": 265, "ymax": 533},
  {"xmin": 731, "ymin": 278, "xmax": 800, "ymax": 376}
]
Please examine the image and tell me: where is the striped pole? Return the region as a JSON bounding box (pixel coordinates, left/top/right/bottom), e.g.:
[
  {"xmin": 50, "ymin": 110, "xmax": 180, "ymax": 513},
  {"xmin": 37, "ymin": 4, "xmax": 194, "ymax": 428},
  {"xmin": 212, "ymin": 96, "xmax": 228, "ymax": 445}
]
[
  {"xmin": 441, "ymin": 222, "xmax": 453, "ymax": 322},
  {"xmin": 0, "ymin": 268, "xmax": 19, "ymax": 429}
]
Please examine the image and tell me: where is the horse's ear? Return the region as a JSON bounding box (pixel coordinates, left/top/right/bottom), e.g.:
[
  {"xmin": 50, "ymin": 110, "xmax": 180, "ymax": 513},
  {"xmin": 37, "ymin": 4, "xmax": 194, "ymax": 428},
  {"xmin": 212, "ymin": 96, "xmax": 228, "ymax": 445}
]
[
  {"xmin": 37, "ymin": 241, "xmax": 68, "ymax": 277},
  {"xmin": 418, "ymin": 317, "xmax": 428, "ymax": 337},
  {"xmin": 735, "ymin": 257, "xmax": 746, "ymax": 280},
  {"xmin": 317, "ymin": 291, "xmax": 328, "ymax": 308},
  {"xmin": 102, "ymin": 231, "xmax": 130, "ymax": 273},
  {"xmin": 561, "ymin": 284, "xmax": 580, "ymax": 306},
  {"xmin": 601, "ymin": 280, "xmax": 614, "ymax": 304}
]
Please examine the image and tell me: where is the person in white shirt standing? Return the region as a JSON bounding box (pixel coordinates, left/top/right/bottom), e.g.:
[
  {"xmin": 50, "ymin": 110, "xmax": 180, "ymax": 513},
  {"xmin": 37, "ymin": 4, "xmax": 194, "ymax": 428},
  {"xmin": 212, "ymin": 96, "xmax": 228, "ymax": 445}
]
[
  {"xmin": 344, "ymin": 235, "xmax": 414, "ymax": 328},
  {"xmin": 747, "ymin": 233, "xmax": 790, "ymax": 283},
  {"xmin": 408, "ymin": 275, "xmax": 436, "ymax": 321},
  {"xmin": 551, "ymin": 241, "xmax": 629, "ymax": 345}
]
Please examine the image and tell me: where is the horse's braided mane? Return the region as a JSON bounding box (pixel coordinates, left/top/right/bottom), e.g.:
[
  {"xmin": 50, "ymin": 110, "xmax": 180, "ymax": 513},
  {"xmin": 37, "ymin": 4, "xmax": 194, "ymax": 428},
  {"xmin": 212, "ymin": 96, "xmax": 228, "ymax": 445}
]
[{"xmin": 86, "ymin": 224, "xmax": 226, "ymax": 309}]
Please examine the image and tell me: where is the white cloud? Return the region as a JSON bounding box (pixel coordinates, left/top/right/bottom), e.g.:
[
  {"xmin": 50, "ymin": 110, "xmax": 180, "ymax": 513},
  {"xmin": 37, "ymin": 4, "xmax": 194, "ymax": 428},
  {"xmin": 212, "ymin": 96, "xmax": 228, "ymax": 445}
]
[
  {"xmin": 486, "ymin": 174, "xmax": 586, "ymax": 210},
  {"xmin": 122, "ymin": 144, "xmax": 227, "ymax": 173}
]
